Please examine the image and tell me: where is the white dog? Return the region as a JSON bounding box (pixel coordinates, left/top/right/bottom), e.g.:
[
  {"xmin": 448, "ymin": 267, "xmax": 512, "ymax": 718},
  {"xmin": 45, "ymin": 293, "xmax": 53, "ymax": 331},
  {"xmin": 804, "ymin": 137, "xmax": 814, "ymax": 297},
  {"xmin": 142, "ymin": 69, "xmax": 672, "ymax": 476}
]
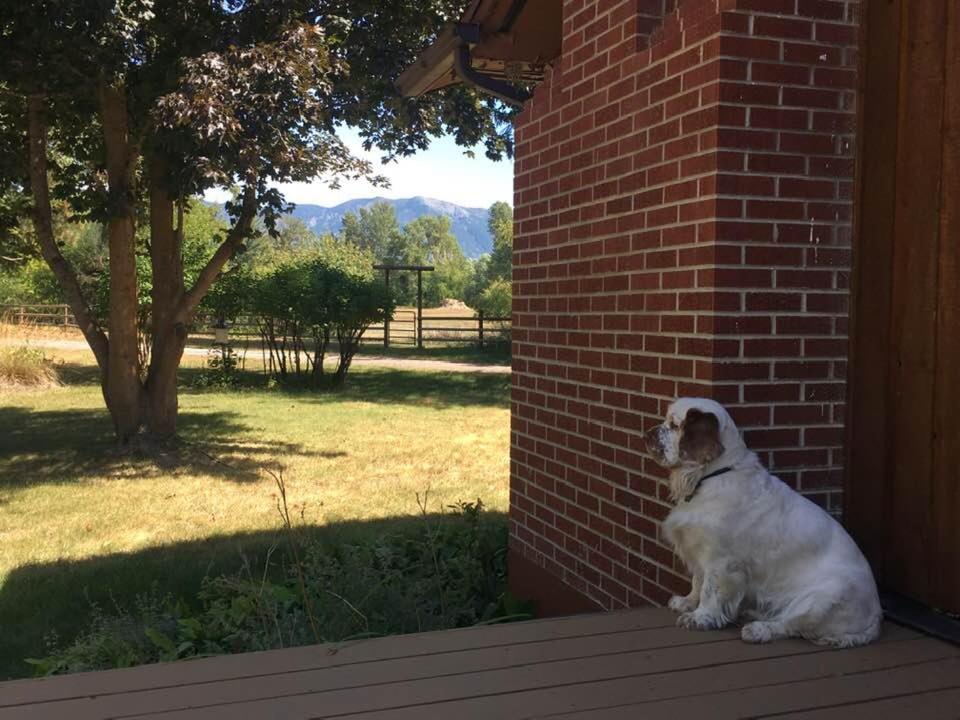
[{"xmin": 644, "ymin": 398, "xmax": 882, "ymax": 647}]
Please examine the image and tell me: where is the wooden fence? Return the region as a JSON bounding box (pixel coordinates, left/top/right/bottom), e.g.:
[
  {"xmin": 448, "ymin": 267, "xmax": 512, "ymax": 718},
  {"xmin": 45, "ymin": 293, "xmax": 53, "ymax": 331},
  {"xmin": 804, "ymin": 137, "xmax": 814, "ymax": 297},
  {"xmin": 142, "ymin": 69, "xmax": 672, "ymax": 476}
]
[
  {"xmin": 198, "ymin": 309, "xmax": 511, "ymax": 349},
  {"xmin": 1, "ymin": 304, "xmax": 510, "ymax": 349},
  {"xmin": 0, "ymin": 303, "xmax": 76, "ymax": 328}
]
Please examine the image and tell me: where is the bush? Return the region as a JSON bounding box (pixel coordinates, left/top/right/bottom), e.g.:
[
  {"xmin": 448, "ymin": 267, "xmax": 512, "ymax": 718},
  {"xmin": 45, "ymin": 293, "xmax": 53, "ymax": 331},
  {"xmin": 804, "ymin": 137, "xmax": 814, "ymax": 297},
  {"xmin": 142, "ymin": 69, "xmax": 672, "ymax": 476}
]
[
  {"xmin": 27, "ymin": 501, "xmax": 525, "ymax": 676},
  {"xmin": 476, "ymin": 279, "xmax": 511, "ymax": 319},
  {"xmin": 25, "ymin": 594, "xmax": 181, "ymax": 676},
  {"xmin": 297, "ymin": 500, "xmax": 511, "ymax": 637},
  {"xmin": 0, "ymin": 271, "xmax": 33, "ymax": 305},
  {"xmin": 200, "ymin": 265, "xmax": 254, "ymax": 325},
  {"xmin": 252, "ymin": 256, "xmax": 392, "ymax": 387},
  {"xmin": 475, "ymin": 280, "xmax": 511, "ymax": 348},
  {"xmin": 194, "ymin": 345, "xmax": 244, "ymax": 389},
  {"xmin": 0, "ymin": 259, "xmax": 63, "ymax": 305},
  {"xmin": 0, "ymin": 345, "xmax": 59, "ymax": 387}
]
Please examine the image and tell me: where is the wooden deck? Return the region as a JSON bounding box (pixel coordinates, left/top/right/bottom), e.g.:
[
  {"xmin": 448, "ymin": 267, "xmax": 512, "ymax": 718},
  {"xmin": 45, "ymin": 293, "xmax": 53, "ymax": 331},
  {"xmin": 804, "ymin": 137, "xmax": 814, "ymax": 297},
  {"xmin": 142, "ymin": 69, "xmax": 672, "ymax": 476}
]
[{"xmin": 1, "ymin": 608, "xmax": 958, "ymax": 719}]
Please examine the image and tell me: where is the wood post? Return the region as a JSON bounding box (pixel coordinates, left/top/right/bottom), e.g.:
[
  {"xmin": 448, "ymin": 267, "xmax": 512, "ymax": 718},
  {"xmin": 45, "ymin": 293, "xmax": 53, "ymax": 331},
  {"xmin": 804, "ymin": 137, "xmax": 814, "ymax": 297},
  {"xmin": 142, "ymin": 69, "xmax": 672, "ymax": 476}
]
[
  {"xmin": 63, "ymin": 304, "xmax": 69, "ymax": 328},
  {"xmin": 384, "ymin": 268, "xmax": 391, "ymax": 349},
  {"xmin": 478, "ymin": 309, "xmax": 484, "ymax": 350},
  {"xmin": 373, "ymin": 264, "xmax": 434, "ymax": 349},
  {"xmin": 417, "ymin": 269, "xmax": 423, "ymax": 349}
]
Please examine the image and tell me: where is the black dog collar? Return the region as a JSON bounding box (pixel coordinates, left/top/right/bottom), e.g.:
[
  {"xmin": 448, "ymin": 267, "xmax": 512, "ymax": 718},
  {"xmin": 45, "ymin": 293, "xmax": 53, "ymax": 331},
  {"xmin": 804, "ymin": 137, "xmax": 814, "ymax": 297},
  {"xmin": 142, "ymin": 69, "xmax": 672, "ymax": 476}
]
[{"xmin": 683, "ymin": 466, "xmax": 734, "ymax": 503}]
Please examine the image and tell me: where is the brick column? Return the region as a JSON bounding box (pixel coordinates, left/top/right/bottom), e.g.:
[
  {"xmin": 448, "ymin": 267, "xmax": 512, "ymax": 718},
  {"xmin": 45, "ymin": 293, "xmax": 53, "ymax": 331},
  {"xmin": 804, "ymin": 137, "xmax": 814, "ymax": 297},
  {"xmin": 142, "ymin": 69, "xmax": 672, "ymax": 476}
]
[{"xmin": 509, "ymin": 0, "xmax": 858, "ymax": 613}]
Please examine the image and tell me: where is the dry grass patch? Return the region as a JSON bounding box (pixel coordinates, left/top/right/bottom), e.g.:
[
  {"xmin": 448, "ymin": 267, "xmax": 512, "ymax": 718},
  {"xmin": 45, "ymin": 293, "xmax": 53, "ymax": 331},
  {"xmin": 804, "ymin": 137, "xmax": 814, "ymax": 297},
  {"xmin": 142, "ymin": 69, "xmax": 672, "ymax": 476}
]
[
  {"xmin": 0, "ymin": 323, "xmax": 62, "ymax": 390},
  {"xmin": 0, "ymin": 346, "xmax": 59, "ymax": 388}
]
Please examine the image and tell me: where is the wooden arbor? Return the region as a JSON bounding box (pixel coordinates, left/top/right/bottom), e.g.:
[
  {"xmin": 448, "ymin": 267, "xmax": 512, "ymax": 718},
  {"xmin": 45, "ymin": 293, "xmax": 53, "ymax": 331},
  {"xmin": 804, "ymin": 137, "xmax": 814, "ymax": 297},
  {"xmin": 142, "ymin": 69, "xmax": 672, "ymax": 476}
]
[{"xmin": 373, "ymin": 264, "xmax": 434, "ymax": 348}]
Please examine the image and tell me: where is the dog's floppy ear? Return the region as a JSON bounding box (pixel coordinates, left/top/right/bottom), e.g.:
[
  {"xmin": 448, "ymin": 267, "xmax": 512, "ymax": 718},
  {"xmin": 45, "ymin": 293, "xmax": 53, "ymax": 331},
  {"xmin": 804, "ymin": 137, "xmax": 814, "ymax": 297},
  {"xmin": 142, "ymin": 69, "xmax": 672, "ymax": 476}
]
[{"xmin": 679, "ymin": 408, "xmax": 724, "ymax": 464}]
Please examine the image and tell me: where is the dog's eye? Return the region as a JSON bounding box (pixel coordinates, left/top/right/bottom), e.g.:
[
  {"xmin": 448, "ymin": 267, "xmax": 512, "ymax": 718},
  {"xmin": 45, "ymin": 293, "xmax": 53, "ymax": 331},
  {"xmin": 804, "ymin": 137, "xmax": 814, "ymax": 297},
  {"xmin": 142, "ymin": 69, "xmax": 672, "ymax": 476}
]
[{"xmin": 668, "ymin": 421, "xmax": 678, "ymax": 430}]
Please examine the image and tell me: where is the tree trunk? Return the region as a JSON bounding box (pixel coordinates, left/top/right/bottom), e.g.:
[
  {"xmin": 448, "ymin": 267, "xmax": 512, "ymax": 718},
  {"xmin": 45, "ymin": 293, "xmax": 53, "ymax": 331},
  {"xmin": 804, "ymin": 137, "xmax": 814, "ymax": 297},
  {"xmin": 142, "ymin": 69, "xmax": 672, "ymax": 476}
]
[
  {"xmin": 144, "ymin": 334, "xmax": 186, "ymax": 437},
  {"xmin": 141, "ymin": 169, "xmax": 258, "ymax": 438},
  {"xmin": 31, "ymin": 84, "xmax": 261, "ymax": 443},
  {"xmin": 144, "ymin": 154, "xmax": 187, "ymax": 439},
  {"xmin": 26, "ymin": 94, "xmax": 109, "ymax": 373},
  {"xmin": 99, "ymin": 80, "xmax": 144, "ymax": 444}
]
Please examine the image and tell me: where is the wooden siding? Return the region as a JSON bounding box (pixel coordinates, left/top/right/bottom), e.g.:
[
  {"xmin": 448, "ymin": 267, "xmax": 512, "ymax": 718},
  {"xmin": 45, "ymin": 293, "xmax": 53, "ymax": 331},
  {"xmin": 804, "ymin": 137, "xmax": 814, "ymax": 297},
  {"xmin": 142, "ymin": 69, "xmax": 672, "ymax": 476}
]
[{"xmin": 847, "ymin": 0, "xmax": 960, "ymax": 614}]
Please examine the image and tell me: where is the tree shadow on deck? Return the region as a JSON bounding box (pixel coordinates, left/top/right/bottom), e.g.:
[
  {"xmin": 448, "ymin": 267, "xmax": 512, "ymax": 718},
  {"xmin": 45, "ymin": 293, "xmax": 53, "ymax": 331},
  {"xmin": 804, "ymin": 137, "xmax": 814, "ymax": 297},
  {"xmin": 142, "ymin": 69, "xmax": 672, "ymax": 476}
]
[{"xmin": 0, "ymin": 510, "xmax": 509, "ymax": 681}]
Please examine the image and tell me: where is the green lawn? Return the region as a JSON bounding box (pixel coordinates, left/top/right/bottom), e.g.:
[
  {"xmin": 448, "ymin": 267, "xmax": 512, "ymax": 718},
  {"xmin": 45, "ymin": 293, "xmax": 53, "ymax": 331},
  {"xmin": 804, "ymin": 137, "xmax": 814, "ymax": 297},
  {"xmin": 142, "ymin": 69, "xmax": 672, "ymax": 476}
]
[{"xmin": 0, "ymin": 360, "xmax": 510, "ymax": 679}]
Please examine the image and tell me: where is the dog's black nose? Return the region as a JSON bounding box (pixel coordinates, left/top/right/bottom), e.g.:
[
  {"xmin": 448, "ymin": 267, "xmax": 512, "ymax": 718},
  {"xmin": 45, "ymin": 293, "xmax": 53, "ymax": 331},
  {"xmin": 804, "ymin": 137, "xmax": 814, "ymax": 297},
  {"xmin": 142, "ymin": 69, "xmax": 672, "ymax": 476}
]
[{"xmin": 644, "ymin": 425, "xmax": 661, "ymax": 453}]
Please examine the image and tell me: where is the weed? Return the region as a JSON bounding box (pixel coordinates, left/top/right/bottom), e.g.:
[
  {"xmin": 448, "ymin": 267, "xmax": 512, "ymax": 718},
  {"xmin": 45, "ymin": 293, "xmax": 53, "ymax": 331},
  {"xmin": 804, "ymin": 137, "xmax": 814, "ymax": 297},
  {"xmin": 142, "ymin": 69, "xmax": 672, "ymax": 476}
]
[{"xmin": 26, "ymin": 491, "xmax": 524, "ymax": 676}]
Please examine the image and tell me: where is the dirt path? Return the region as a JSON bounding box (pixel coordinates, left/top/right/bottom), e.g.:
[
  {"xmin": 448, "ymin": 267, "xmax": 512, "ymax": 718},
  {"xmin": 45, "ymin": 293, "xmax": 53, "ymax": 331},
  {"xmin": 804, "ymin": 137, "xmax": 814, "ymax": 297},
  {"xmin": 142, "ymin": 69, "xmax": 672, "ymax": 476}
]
[{"xmin": 1, "ymin": 338, "xmax": 511, "ymax": 375}]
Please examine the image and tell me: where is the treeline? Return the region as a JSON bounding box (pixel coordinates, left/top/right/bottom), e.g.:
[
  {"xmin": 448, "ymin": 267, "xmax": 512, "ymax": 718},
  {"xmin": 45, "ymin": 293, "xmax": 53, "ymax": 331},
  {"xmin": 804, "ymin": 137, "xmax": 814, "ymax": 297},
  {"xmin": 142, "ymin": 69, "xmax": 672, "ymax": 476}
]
[{"xmin": 0, "ymin": 200, "xmax": 512, "ymax": 317}]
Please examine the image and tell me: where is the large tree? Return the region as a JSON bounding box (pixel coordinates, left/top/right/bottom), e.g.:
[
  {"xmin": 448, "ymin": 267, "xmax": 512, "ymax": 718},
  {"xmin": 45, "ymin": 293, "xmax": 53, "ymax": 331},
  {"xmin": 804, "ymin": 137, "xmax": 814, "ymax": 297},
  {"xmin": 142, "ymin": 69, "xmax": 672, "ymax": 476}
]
[
  {"xmin": 0, "ymin": 0, "xmax": 514, "ymax": 444},
  {"xmin": 486, "ymin": 201, "xmax": 513, "ymax": 283},
  {"xmin": 396, "ymin": 215, "xmax": 470, "ymax": 305},
  {"xmin": 341, "ymin": 202, "xmax": 403, "ymax": 258}
]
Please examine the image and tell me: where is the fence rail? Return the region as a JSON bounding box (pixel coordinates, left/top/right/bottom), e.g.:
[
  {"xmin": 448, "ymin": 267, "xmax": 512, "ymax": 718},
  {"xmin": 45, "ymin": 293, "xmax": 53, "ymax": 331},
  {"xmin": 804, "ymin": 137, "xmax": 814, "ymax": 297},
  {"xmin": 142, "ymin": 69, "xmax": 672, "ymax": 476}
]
[
  {"xmin": 2, "ymin": 304, "xmax": 511, "ymax": 348},
  {"xmin": 0, "ymin": 303, "xmax": 76, "ymax": 328}
]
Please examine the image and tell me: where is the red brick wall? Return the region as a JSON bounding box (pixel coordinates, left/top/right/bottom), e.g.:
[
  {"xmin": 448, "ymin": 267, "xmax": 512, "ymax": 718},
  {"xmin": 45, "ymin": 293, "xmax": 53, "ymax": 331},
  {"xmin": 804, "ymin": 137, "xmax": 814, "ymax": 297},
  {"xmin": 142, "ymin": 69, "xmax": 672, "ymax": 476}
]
[{"xmin": 510, "ymin": 0, "xmax": 858, "ymax": 611}]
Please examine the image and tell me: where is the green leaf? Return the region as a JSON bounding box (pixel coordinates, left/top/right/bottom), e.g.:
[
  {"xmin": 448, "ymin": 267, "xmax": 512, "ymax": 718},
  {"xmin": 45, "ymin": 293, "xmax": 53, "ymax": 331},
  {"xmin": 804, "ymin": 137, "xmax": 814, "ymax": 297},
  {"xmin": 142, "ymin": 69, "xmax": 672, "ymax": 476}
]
[{"xmin": 144, "ymin": 627, "xmax": 175, "ymax": 654}]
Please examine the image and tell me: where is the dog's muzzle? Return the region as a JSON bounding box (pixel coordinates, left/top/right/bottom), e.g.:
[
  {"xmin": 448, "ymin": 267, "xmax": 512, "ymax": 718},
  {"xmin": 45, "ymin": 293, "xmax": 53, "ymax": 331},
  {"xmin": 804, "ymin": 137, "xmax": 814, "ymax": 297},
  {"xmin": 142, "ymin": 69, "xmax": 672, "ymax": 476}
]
[{"xmin": 645, "ymin": 425, "xmax": 666, "ymax": 461}]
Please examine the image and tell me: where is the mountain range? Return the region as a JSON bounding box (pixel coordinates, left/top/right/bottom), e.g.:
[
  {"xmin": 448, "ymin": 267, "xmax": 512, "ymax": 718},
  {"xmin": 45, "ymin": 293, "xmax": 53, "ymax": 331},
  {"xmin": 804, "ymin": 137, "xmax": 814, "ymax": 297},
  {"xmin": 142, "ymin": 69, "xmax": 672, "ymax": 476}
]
[{"xmin": 287, "ymin": 196, "xmax": 496, "ymax": 259}]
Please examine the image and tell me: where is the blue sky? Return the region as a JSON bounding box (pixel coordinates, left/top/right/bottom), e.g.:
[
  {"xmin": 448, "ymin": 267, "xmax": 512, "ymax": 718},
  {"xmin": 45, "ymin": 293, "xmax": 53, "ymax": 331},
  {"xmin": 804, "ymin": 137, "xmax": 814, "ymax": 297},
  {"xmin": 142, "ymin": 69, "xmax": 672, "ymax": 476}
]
[{"xmin": 206, "ymin": 126, "xmax": 514, "ymax": 209}]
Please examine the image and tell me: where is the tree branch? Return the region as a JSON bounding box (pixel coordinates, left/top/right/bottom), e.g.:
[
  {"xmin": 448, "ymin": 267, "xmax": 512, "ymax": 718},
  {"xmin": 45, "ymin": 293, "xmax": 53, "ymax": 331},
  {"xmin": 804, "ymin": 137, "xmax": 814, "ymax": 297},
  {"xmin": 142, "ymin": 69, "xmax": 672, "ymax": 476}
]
[
  {"xmin": 26, "ymin": 94, "xmax": 109, "ymax": 370},
  {"xmin": 178, "ymin": 184, "xmax": 257, "ymax": 321}
]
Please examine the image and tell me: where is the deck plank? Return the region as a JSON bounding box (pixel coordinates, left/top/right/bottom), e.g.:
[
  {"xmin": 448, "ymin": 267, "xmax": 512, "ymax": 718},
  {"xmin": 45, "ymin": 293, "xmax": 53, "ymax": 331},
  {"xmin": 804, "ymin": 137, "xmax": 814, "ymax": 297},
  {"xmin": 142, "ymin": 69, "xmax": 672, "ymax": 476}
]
[
  {"xmin": 99, "ymin": 627, "xmax": 929, "ymax": 719},
  {"xmin": 2, "ymin": 623, "xmax": 743, "ymax": 719},
  {"xmin": 764, "ymin": 686, "xmax": 960, "ymax": 719},
  {"xmin": 548, "ymin": 656, "xmax": 960, "ymax": 720},
  {"xmin": 0, "ymin": 609, "xmax": 953, "ymax": 720},
  {"xmin": 332, "ymin": 635, "xmax": 955, "ymax": 720},
  {"xmin": 0, "ymin": 608, "xmax": 677, "ymax": 708}
]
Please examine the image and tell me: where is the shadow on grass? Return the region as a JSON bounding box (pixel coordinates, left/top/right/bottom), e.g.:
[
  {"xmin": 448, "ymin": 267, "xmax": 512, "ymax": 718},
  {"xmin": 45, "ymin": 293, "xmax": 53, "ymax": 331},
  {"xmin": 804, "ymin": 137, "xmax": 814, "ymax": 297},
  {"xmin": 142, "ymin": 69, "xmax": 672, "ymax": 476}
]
[
  {"xmin": 0, "ymin": 511, "xmax": 508, "ymax": 681},
  {"xmin": 1, "ymin": 363, "xmax": 508, "ymax": 489},
  {"xmin": 0, "ymin": 405, "xmax": 344, "ymax": 487},
  {"xmin": 50, "ymin": 361, "xmax": 512, "ymax": 410},
  {"xmin": 273, "ymin": 367, "xmax": 512, "ymax": 409},
  {"xmin": 171, "ymin": 366, "xmax": 512, "ymax": 409}
]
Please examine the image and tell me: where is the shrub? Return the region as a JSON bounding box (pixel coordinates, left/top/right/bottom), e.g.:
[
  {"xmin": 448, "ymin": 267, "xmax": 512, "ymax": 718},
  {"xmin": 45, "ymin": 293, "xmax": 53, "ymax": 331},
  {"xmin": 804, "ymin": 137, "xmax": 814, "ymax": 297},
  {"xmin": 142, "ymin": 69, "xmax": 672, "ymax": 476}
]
[
  {"xmin": 252, "ymin": 256, "xmax": 392, "ymax": 387},
  {"xmin": 0, "ymin": 259, "xmax": 64, "ymax": 305},
  {"xmin": 194, "ymin": 345, "xmax": 244, "ymax": 388},
  {"xmin": 0, "ymin": 271, "xmax": 33, "ymax": 305},
  {"xmin": 199, "ymin": 265, "xmax": 253, "ymax": 326},
  {"xmin": 27, "ymin": 500, "xmax": 524, "ymax": 675},
  {"xmin": 476, "ymin": 279, "xmax": 511, "ymax": 319},
  {"xmin": 475, "ymin": 279, "xmax": 511, "ymax": 348},
  {"xmin": 25, "ymin": 594, "xmax": 180, "ymax": 676}
]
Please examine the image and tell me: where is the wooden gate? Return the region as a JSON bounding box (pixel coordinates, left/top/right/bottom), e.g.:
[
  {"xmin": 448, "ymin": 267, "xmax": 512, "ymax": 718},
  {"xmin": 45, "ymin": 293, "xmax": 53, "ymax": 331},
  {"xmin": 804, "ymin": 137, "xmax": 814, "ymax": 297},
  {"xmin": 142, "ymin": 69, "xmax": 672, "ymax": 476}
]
[{"xmin": 846, "ymin": 0, "xmax": 959, "ymax": 614}]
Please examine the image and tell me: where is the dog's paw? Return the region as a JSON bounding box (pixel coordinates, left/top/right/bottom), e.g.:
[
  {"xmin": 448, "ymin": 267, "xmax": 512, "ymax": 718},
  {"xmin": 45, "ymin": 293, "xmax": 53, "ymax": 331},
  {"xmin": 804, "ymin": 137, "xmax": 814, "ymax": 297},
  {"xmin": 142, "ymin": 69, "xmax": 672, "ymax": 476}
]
[
  {"xmin": 677, "ymin": 610, "xmax": 723, "ymax": 631},
  {"xmin": 668, "ymin": 595, "xmax": 697, "ymax": 613},
  {"xmin": 741, "ymin": 621, "xmax": 777, "ymax": 644}
]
